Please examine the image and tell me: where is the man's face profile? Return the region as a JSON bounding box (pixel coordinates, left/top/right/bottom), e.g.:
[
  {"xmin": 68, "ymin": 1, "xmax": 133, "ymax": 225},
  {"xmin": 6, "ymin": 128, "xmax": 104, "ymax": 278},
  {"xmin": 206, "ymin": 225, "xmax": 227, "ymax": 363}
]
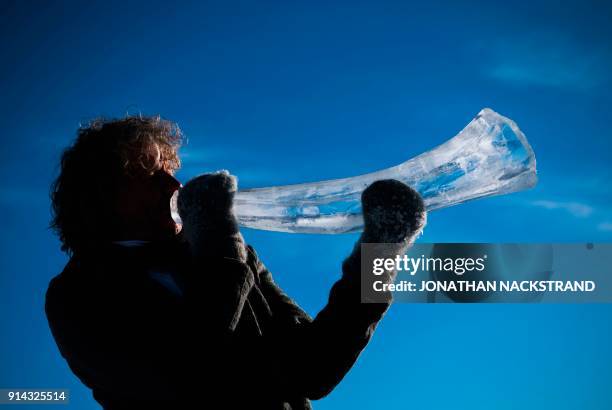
[{"xmin": 112, "ymin": 142, "xmax": 182, "ymax": 241}]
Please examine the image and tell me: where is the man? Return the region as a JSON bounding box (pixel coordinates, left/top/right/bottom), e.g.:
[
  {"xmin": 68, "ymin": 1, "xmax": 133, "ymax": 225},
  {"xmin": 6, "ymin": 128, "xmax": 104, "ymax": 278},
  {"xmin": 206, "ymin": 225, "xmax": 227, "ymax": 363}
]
[{"xmin": 46, "ymin": 115, "xmax": 426, "ymax": 409}]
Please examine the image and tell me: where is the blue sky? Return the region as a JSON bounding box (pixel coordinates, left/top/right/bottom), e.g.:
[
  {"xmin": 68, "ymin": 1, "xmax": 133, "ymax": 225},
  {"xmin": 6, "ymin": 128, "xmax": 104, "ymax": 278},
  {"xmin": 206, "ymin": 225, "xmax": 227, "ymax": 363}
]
[{"xmin": 0, "ymin": 1, "xmax": 611, "ymax": 409}]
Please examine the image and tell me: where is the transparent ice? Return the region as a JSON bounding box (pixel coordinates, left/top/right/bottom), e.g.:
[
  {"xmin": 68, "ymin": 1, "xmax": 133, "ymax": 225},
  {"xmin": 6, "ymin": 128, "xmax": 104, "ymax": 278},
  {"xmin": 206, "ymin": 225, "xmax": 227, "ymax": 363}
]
[{"xmin": 173, "ymin": 108, "xmax": 537, "ymax": 234}]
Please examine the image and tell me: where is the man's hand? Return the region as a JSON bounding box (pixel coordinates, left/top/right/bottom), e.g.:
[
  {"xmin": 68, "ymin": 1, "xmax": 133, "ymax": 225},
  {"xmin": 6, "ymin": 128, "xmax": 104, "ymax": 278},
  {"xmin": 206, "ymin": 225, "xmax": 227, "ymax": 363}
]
[
  {"xmin": 361, "ymin": 179, "xmax": 426, "ymax": 245},
  {"xmin": 344, "ymin": 179, "xmax": 426, "ymax": 288},
  {"xmin": 177, "ymin": 170, "xmax": 247, "ymax": 262}
]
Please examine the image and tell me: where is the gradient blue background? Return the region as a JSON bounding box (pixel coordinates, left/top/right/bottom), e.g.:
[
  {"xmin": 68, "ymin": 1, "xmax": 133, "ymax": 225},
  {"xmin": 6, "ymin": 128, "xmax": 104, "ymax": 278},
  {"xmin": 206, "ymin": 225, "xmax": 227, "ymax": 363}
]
[{"xmin": 1, "ymin": 0, "xmax": 611, "ymax": 408}]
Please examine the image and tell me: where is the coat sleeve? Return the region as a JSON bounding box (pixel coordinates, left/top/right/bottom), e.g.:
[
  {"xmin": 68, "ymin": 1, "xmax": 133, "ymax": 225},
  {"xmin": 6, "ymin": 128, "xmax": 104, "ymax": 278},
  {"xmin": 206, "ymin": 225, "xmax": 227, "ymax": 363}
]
[
  {"xmin": 184, "ymin": 255, "xmax": 255, "ymax": 332},
  {"xmin": 175, "ymin": 228, "xmax": 256, "ymax": 333},
  {"xmin": 242, "ymin": 244, "xmax": 391, "ymax": 401},
  {"xmin": 246, "ymin": 245, "xmax": 312, "ymax": 327}
]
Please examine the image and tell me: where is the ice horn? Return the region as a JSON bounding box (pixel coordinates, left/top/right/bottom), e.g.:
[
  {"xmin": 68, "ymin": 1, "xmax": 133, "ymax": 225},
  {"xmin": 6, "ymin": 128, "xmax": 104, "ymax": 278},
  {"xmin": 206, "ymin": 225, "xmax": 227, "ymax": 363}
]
[{"xmin": 173, "ymin": 108, "xmax": 537, "ymax": 234}]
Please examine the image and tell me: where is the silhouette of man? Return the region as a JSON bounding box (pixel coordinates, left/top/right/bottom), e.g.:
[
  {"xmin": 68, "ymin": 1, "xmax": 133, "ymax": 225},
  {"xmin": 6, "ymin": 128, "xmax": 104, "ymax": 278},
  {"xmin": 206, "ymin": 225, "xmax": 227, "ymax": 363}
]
[{"xmin": 46, "ymin": 115, "xmax": 426, "ymax": 409}]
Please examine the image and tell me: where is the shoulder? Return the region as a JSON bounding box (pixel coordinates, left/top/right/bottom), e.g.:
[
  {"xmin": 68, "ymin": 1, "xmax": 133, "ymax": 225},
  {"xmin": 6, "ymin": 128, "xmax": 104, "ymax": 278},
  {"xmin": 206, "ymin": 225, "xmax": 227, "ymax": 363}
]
[
  {"xmin": 45, "ymin": 253, "xmax": 112, "ymax": 323},
  {"xmin": 45, "ymin": 258, "xmax": 83, "ymax": 318}
]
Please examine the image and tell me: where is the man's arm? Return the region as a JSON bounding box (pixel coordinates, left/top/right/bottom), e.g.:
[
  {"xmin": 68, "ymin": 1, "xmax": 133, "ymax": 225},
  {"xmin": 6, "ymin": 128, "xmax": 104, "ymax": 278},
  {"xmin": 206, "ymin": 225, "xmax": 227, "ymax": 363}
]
[
  {"xmin": 177, "ymin": 171, "xmax": 255, "ymax": 331},
  {"xmin": 177, "ymin": 173, "xmax": 425, "ymax": 402},
  {"xmin": 241, "ymin": 245, "xmax": 385, "ymax": 400},
  {"xmin": 244, "ymin": 180, "xmax": 427, "ymax": 400}
]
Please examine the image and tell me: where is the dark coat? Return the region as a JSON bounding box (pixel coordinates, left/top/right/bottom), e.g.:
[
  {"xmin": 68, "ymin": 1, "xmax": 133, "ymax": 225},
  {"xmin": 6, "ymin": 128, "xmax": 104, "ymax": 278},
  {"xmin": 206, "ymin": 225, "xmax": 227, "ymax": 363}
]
[{"xmin": 45, "ymin": 238, "xmax": 390, "ymax": 409}]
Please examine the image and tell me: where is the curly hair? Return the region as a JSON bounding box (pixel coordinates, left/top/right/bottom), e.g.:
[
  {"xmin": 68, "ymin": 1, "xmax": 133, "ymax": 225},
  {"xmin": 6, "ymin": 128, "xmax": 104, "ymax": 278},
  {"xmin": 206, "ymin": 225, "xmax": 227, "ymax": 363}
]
[{"xmin": 50, "ymin": 115, "xmax": 183, "ymax": 254}]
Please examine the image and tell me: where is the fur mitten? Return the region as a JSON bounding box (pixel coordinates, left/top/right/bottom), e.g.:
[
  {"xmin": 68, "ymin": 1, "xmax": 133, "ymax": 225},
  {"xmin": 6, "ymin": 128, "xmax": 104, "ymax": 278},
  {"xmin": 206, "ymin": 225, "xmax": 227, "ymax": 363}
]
[
  {"xmin": 177, "ymin": 170, "xmax": 247, "ymax": 262},
  {"xmin": 344, "ymin": 179, "xmax": 427, "ymax": 282}
]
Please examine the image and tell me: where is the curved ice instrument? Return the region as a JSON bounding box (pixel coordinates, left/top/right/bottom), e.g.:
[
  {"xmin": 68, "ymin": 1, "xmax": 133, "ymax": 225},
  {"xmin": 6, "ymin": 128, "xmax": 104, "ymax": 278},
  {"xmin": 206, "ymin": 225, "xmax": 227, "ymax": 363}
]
[{"xmin": 176, "ymin": 108, "xmax": 538, "ymax": 234}]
